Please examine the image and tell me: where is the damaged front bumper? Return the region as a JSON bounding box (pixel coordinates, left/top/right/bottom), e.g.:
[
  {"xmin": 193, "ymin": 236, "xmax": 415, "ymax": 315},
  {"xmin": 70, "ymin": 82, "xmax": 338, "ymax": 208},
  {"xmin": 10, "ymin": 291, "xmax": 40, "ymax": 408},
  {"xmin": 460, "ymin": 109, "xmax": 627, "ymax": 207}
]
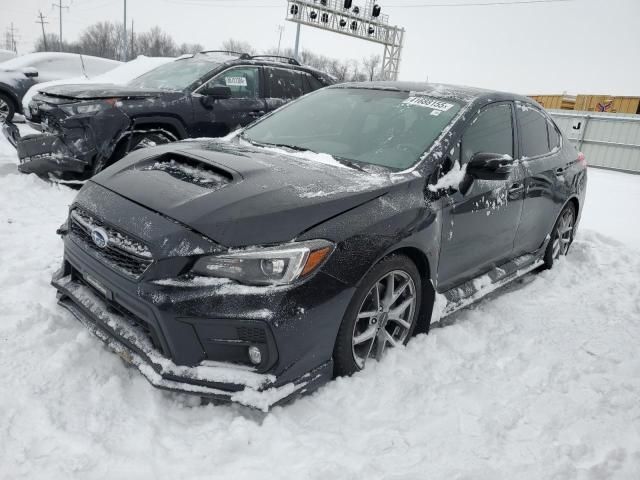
[
  {"xmin": 17, "ymin": 132, "xmax": 91, "ymax": 175},
  {"xmin": 52, "ymin": 273, "xmax": 332, "ymax": 411}
]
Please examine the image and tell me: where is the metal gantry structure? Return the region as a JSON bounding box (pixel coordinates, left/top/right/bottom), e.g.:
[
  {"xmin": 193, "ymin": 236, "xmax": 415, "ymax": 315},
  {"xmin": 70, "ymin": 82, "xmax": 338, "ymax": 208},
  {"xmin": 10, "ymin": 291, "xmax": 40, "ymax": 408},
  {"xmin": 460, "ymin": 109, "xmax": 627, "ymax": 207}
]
[{"xmin": 285, "ymin": 0, "xmax": 405, "ymax": 81}]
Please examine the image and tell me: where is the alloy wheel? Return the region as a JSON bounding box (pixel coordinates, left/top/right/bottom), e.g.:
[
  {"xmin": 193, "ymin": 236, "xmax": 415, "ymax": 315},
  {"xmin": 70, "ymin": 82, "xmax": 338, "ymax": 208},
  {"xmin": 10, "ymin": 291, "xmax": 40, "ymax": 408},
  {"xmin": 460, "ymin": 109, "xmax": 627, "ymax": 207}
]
[
  {"xmin": 552, "ymin": 208, "xmax": 575, "ymax": 259},
  {"xmin": 352, "ymin": 270, "xmax": 417, "ymax": 369},
  {"xmin": 0, "ymin": 98, "xmax": 9, "ymax": 122}
]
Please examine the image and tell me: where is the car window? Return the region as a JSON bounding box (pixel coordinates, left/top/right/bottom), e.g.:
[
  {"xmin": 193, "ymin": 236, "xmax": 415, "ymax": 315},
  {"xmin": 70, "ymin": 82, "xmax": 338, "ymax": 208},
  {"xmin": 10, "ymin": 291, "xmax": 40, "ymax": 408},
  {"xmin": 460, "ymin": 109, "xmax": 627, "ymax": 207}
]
[
  {"xmin": 303, "ymin": 73, "xmax": 324, "ymax": 94},
  {"xmin": 517, "ymin": 104, "xmax": 551, "ymax": 158},
  {"xmin": 461, "ymin": 103, "xmax": 513, "ymax": 164},
  {"xmin": 210, "ymin": 67, "xmax": 260, "ymax": 98},
  {"xmin": 547, "ymin": 119, "xmax": 561, "ymax": 150},
  {"xmin": 266, "ymin": 67, "xmax": 305, "ymax": 99},
  {"xmin": 129, "ymin": 58, "xmax": 218, "ymax": 91}
]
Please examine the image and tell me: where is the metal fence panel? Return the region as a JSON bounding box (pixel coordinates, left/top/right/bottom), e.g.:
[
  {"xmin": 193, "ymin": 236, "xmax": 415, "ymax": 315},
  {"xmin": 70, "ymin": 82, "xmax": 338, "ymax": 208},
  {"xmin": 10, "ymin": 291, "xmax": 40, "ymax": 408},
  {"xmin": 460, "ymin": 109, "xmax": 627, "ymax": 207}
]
[{"xmin": 548, "ymin": 109, "xmax": 640, "ymax": 173}]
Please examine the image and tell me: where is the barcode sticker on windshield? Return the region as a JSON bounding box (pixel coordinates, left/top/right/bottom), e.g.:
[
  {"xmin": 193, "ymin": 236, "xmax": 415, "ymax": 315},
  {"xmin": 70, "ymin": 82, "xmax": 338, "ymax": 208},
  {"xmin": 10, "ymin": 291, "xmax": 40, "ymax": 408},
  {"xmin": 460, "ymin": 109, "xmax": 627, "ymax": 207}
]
[
  {"xmin": 225, "ymin": 76, "xmax": 247, "ymax": 87},
  {"xmin": 403, "ymin": 97, "xmax": 454, "ymax": 111}
]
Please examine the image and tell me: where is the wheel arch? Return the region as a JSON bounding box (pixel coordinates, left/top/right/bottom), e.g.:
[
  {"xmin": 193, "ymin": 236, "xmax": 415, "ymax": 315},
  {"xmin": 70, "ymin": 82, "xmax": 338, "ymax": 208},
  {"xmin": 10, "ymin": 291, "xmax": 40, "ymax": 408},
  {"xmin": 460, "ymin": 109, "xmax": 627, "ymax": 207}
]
[{"xmin": 0, "ymin": 85, "xmax": 20, "ymax": 112}]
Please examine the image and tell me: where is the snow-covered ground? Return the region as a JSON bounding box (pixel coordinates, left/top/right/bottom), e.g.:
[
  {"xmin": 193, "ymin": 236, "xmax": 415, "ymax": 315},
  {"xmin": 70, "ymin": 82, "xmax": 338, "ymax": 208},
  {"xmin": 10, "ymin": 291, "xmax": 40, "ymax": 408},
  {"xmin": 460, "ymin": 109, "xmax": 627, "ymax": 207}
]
[{"xmin": 1, "ymin": 130, "xmax": 639, "ymax": 479}]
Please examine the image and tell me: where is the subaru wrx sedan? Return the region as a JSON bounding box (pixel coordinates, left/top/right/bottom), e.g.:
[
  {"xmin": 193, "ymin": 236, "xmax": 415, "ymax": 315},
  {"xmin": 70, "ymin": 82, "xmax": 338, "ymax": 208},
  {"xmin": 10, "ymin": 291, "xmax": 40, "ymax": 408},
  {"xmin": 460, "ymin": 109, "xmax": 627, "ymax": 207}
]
[{"xmin": 52, "ymin": 82, "xmax": 587, "ymax": 409}]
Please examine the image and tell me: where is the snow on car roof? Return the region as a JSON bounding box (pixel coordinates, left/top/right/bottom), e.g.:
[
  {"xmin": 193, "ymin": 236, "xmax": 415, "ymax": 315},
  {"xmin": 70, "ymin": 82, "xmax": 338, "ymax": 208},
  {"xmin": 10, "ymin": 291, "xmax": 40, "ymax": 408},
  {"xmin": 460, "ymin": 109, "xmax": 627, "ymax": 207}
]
[{"xmin": 0, "ymin": 51, "xmax": 120, "ymax": 70}]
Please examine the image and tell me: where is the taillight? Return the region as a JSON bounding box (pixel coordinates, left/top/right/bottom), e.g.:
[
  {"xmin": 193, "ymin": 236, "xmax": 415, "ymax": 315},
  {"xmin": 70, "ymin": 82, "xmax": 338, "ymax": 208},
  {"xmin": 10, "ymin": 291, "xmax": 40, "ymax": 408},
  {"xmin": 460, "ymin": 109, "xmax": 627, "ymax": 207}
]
[{"xmin": 577, "ymin": 152, "xmax": 587, "ymax": 167}]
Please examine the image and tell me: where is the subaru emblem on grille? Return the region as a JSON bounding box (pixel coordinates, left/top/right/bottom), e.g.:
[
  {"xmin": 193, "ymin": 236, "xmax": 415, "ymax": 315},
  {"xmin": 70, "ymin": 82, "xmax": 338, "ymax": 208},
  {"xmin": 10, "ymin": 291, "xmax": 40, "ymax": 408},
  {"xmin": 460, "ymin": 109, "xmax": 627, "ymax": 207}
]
[{"xmin": 91, "ymin": 227, "xmax": 109, "ymax": 249}]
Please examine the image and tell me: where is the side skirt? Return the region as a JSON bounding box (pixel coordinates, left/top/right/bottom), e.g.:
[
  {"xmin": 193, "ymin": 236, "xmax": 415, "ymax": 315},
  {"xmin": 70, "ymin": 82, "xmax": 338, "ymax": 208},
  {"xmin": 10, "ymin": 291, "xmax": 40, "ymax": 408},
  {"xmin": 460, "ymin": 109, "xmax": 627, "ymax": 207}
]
[{"xmin": 437, "ymin": 250, "xmax": 545, "ymax": 320}]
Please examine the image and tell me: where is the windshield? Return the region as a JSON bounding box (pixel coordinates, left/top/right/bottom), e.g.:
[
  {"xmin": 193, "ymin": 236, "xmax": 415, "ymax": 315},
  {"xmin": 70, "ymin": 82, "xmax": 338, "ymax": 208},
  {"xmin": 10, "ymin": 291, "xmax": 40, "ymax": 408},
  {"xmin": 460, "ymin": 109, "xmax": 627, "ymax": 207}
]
[
  {"xmin": 242, "ymin": 88, "xmax": 462, "ymax": 170},
  {"xmin": 127, "ymin": 58, "xmax": 217, "ymax": 91}
]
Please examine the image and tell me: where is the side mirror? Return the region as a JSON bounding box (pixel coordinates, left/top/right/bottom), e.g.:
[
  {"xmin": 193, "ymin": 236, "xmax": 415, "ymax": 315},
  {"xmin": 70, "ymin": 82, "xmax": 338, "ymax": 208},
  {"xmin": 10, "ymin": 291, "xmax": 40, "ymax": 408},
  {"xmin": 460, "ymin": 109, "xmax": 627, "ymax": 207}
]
[
  {"xmin": 22, "ymin": 67, "xmax": 38, "ymax": 78},
  {"xmin": 466, "ymin": 152, "xmax": 514, "ymax": 181},
  {"xmin": 200, "ymin": 84, "xmax": 232, "ymax": 99}
]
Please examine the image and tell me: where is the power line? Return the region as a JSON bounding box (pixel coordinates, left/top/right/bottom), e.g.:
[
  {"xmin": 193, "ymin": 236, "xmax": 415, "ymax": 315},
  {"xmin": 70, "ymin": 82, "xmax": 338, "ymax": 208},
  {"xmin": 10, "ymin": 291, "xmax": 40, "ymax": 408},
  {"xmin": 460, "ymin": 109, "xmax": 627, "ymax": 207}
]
[
  {"xmin": 159, "ymin": 0, "xmax": 572, "ymax": 6},
  {"xmin": 393, "ymin": 0, "xmax": 573, "ymax": 6}
]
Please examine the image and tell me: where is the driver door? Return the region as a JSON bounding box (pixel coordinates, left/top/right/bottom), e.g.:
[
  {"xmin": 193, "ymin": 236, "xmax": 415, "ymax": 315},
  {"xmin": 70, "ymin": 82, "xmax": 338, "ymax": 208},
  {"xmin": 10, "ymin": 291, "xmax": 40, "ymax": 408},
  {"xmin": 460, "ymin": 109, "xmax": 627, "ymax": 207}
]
[
  {"xmin": 193, "ymin": 66, "xmax": 266, "ymax": 137},
  {"xmin": 436, "ymin": 102, "xmax": 525, "ymax": 291}
]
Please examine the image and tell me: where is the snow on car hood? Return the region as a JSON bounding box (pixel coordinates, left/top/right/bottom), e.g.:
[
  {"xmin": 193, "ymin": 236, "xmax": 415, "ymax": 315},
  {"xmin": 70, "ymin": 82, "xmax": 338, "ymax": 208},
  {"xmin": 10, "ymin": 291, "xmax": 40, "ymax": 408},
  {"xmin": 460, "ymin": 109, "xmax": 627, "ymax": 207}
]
[
  {"xmin": 37, "ymin": 83, "xmax": 169, "ymax": 100},
  {"xmin": 91, "ymin": 140, "xmax": 398, "ymax": 247}
]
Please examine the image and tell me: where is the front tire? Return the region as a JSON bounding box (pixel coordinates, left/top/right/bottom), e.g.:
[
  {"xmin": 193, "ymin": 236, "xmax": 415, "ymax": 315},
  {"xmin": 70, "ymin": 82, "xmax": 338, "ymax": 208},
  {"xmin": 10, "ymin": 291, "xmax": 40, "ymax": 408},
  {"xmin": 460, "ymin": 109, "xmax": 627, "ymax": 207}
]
[
  {"xmin": 0, "ymin": 93, "xmax": 16, "ymax": 123},
  {"xmin": 544, "ymin": 203, "xmax": 576, "ymax": 269},
  {"xmin": 333, "ymin": 255, "xmax": 422, "ymax": 377}
]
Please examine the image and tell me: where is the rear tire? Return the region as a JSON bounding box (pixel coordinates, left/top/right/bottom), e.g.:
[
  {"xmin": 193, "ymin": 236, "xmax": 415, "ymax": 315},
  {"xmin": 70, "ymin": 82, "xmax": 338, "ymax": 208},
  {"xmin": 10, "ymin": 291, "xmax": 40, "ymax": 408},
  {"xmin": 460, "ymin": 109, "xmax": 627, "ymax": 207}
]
[
  {"xmin": 333, "ymin": 255, "xmax": 422, "ymax": 377},
  {"xmin": 544, "ymin": 203, "xmax": 576, "ymax": 269},
  {"xmin": 0, "ymin": 93, "xmax": 16, "ymax": 123},
  {"xmin": 91, "ymin": 130, "xmax": 174, "ymax": 176}
]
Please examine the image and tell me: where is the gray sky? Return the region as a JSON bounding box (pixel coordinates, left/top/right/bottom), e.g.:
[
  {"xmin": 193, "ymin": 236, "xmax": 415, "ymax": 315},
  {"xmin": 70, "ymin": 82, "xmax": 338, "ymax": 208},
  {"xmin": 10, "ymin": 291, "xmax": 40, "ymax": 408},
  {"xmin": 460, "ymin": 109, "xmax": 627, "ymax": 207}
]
[{"xmin": 3, "ymin": 0, "xmax": 639, "ymax": 95}]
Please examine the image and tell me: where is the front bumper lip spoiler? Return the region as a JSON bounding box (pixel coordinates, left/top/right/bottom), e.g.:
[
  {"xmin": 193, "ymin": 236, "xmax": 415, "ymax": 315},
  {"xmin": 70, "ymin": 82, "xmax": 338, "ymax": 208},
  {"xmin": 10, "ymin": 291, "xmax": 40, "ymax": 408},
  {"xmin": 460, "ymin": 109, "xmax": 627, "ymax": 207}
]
[{"xmin": 52, "ymin": 274, "xmax": 330, "ymax": 410}]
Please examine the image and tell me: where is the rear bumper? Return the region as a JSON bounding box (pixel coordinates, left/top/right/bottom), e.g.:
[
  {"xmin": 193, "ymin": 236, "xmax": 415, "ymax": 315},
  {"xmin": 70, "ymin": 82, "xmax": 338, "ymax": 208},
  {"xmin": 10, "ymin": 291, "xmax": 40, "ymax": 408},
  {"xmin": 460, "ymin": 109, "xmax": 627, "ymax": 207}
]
[{"xmin": 52, "ymin": 271, "xmax": 333, "ymax": 410}]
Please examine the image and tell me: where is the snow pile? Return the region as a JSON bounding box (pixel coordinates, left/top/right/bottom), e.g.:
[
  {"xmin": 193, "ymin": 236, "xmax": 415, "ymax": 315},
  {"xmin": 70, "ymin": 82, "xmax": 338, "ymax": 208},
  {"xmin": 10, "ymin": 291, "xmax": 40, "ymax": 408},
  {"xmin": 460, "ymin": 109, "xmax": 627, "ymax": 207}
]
[
  {"xmin": 141, "ymin": 158, "xmax": 229, "ymax": 188},
  {"xmin": 2, "ymin": 128, "xmax": 640, "ymax": 479}
]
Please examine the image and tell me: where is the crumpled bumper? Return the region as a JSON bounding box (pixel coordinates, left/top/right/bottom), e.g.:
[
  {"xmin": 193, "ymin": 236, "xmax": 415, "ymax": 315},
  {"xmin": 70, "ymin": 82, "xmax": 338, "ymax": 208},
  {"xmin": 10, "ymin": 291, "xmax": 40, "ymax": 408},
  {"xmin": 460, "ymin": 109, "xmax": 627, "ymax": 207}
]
[
  {"xmin": 17, "ymin": 132, "xmax": 89, "ymax": 175},
  {"xmin": 1, "ymin": 121, "xmax": 20, "ymax": 148},
  {"xmin": 52, "ymin": 273, "xmax": 332, "ymax": 411}
]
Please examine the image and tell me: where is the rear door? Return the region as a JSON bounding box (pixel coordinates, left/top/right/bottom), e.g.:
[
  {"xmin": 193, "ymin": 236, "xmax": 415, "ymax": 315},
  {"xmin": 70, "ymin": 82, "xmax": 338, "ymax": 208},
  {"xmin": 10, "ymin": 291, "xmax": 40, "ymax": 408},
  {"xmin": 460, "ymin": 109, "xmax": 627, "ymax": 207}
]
[
  {"xmin": 437, "ymin": 102, "xmax": 525, "ymax": 290},
  {"xmin": 193, "ymin": 66, "xmax": 266, "ymax": 137},
  {"xmin": 512, "ymin": 102, "xmax": 568, "ymax": 255},
  {"xmin": 263, "ymin": 66, "xmax": 308, "ymax": 113}
]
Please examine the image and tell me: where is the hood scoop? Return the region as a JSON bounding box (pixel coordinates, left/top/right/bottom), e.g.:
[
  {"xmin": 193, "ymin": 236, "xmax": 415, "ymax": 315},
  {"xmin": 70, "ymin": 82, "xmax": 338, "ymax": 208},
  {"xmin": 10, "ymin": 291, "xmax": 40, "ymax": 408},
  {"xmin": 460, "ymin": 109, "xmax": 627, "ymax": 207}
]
[{"xmin": 139, "ymin": 154, "xmax": 232, "ymax": 190}]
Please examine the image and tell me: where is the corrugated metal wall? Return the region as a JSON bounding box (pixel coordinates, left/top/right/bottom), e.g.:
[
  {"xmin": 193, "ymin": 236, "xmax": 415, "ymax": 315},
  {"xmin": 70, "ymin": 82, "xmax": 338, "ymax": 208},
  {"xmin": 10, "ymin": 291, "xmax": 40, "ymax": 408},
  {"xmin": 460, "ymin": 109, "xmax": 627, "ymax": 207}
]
[{"xmin": 548, "ymin": 109, "xmax": 640, "ymax": 173}]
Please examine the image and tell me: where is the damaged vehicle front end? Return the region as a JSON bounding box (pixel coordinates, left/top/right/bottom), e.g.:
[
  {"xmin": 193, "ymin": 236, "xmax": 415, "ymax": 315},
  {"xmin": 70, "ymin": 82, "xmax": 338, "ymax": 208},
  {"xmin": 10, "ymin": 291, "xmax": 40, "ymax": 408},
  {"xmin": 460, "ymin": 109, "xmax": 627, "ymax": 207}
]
[{"xmin": 17, "ymin": 85, "xmax": 182, "ymax": 180}]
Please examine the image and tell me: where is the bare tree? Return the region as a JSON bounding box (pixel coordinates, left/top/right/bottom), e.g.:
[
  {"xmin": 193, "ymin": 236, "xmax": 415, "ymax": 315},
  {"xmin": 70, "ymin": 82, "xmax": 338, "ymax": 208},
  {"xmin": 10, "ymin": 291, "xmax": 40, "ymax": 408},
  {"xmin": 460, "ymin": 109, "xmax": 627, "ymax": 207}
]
[
  {"xmin": 78, "ymin": 22, "xmax": 119, "ymax": 59},
  {"xmin": 135, "ymin": 27, "xmax": 177, "ymax": 57},
  {"xmin": 361, "ymin": 54, "xmax": 381, "ymax": 81},
  {"xmin": 177, "ymin": 42, "xmax": 204, "ymax": 55},
  {"xmin": 221, "ymin": 38, "xmax": 255, "ymax": 55}
]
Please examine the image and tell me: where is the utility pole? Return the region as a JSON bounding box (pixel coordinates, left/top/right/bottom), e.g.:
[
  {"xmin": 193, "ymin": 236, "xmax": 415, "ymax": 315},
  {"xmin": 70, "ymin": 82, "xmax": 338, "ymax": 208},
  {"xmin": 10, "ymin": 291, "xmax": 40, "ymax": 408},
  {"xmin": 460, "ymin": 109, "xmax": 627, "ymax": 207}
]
[
  {"xmin": 293, "ymin": 23, "xmax": 300, "ymax": 60},
  {"xmin": 7, "ymin": 23, "xmax": 18, "ymax": 53},
  {"xmin": 122, "ymin": 0, "xmax": 127, "ymax": 61},
  {"xmin": 52, "ymin": 2, "xmax": 69, "ymax": 51},
  {"xmin": 130, "ymin": 19, "xmax": 134, "ymax": 59},
  {"xmin": 276, "ymin": 25, "xmax": 284, "ymax": 56},
  {"xmin": 36, "ymin": 12, "xmax": 49, "ymax": 51}
]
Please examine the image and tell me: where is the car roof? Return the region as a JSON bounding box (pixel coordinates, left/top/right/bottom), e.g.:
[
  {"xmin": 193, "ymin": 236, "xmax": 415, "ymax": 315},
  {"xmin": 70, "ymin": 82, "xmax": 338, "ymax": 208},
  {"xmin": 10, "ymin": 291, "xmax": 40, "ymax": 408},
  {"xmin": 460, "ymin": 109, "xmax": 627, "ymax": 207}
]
[
  {"xmin": 179, "ymin": 52, "xmax": 333, "ymax": 82},
  {"xmin": 330, "ymin": 81, "xmax": 533, "ymax": 106}
]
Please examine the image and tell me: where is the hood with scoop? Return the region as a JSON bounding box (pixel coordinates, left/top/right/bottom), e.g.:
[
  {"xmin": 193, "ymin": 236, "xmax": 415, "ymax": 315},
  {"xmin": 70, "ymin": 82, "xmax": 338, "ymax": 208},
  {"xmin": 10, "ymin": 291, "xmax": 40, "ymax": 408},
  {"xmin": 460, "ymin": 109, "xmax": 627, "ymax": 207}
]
[{"xmin": 90, "ymin": 140, "xmax": 401, "ymax": 247}]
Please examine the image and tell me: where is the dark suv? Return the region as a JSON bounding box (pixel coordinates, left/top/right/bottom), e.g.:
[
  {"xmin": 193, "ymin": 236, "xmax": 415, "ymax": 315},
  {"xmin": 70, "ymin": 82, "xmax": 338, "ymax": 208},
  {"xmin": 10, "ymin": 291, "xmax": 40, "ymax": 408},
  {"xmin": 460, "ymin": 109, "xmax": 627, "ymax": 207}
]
[
  {"xmin": 52, "ymin": 82, "xmax": 587, "ymax": 409},
  {"xmin": 13, "ymin": 51, "xmax": 333, "ymax": 179}
]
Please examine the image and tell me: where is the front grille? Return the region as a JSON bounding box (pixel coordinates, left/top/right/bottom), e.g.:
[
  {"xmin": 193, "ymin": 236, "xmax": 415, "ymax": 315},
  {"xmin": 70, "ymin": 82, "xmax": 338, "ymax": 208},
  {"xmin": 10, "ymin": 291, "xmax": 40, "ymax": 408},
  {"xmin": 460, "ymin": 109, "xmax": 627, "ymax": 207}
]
[
  {"xmin": 69, "ymin": 208, "xmax": 153, "ymax": 279},
  {"xmin": 237, "ymin": 326, "xmax": 267, "ymax": 343}
]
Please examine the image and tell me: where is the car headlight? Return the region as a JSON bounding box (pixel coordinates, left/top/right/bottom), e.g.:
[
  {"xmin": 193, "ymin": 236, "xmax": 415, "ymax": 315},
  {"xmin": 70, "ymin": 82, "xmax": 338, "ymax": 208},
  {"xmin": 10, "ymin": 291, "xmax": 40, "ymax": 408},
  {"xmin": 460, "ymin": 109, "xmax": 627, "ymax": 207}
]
[
  {"xmin": 191, "ymin": 239, "xmax": 334, "ymax": 286},
  {"xmin": 59, "ymin": 98, "xmax": 119, "ymax": 116}
]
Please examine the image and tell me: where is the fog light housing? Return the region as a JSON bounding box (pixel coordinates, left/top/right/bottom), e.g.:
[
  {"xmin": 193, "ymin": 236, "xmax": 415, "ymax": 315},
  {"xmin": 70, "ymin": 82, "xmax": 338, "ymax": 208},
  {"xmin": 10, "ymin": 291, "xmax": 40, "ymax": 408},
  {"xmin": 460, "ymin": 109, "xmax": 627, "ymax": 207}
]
[{"xmin": 248, "ymin": 346, "xmax": 262, "ymax": 365}]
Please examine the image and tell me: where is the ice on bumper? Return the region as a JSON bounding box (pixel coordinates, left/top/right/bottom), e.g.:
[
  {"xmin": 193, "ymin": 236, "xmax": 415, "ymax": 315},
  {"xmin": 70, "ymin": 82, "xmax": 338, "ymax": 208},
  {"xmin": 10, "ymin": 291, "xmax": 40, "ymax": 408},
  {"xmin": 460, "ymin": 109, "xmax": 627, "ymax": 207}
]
[{"xmin": 53, "ymin": 275, "xmax": 304, "ymax": 410}]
